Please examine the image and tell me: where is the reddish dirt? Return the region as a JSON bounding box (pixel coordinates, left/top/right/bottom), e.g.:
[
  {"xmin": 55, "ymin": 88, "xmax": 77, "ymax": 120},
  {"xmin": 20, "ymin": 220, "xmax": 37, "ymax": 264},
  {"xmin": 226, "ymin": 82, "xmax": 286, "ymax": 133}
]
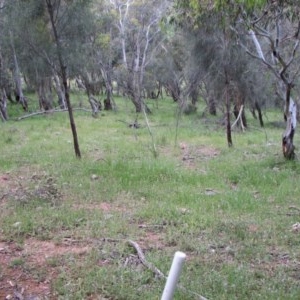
[
  {"xmin": 0, "ymin": 171, "xmax": 93, "ymax": 299},
  {"xmin": 180, "ymin": 142, "xmax": 220, "ymax": 160},
  {"xmin": 0, "ymin": 172, "xmax": 167, "ymax": 299},
  {"xmin": 0, "ymin": 174, "xmax": 9, "ymax": 184},
  {"xmin": 0, "ymin": 239, "xmax": 51, "ymax": 299},
  {"xmin": 0, "ymin": 238, "xmax": 91, "ymax": 299},
  {"xmin": 73, "ymin": 201, "xmax": 126, "ymax": 212},
  {"xmin": 0, "ymin": 174, "xmax": 11, "ymax": 196},
  {"xmin": 160, "ymin": 142, "xmax": 220, "ymax": 170},
  {"xmin": 138, "ymin": 228, "xmax": 165, "ymax": 250}
]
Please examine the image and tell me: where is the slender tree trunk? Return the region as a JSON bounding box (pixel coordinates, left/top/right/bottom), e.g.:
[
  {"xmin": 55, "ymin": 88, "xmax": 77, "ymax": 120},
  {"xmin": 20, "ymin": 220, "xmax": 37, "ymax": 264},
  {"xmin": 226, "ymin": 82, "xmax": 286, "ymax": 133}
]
[
  {"xmin": 255, "ymin": 100, "xmax": 264, "ymax": 127},
  {"xmin": 100, "ymin": 66, "xmax": 115, "ymax": 111},
  {"xmin": 53, "ymin": 74, "xmax": 66, "ymax": 109},
  {"xmin": 10, "ymin": 33, "xmax": 28, "ymax": 111},
  {"xmin": 225, "ymin": 72, "xmax": 233, "ymax": 147},
  {"xmin": 46, "ymin": 0, "xmax": 81, "ymax": 158},
  {"xmin": 0, "ymin": 89, "xmax": 8, "ymax": 121},
  {"xmin": 208, "ymin": 93, "xmax": 217, "ymax": 116},
  {"xmin": 0, "ymin": 53, "xmax": 8, "ymax": 120}
]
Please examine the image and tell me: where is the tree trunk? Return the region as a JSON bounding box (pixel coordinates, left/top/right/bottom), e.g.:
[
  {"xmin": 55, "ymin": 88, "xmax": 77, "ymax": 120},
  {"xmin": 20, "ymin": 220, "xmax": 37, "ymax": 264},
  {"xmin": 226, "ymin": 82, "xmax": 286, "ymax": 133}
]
[
  {"xmin": 132, "ymin": 96, "xmax": 151, "ymax": 114},
  {"xmin": 0, "ymin": 89, "xmax": 8, "ymax": 121},
  {"xmin": 208, "ymin": 94, "xmax": 217, "ymax": 116},
  {"xmin": 37, "ymin": 77, "xmax": 53, "ymax": 110},
  {"xmin": 53, "ymin": 74, "xmax": 66, "ymax": 109},
  {"xmin": 233, "ymin": 103, "xmax": 247, "ymax": 129},
  {"xmin": 225, "ymin": 74, "xmax": 233, "ymax": 147},
  {"xmin": 282, "ymin": 85, "xmax": 296, "ymax": 159},
  {"xmin": 127, "ymin": 71, "xmax": 151, "ymax": 114},
  {"xmin": 10, "ymin": 33, "xmax": 28, "ymax": 111},
  {"xmin": 88, "ymin": 95, "xmax": 101, "ymax": 117},
  {"xmin": 190, "ymin": 86, "xmax": 199, "ymax": 106},
  {"xmin": 100, "ymin": 67, "xmax": 115, "ymax": 111},
  {"xmin": 247, "ymin": 28, "xmax": 297, "ymax": 159},
  {"xmin": 255, "ymin": 100, "xmax": 264, "ymax": 127},
  {"xmin": 166, "ymin": 81, "xmax": 181, "ymax": 102},
  {"xmin": 46, "ymin": 0, "xmax": 81, "ymax": 158}
]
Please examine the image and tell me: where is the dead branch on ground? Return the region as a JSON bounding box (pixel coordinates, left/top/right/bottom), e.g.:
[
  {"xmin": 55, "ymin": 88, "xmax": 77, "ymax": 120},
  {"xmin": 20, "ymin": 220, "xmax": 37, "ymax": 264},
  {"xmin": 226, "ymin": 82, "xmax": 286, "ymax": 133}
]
[{"xmin": 15, "ymin": 108, "xmax": 93, "ymax": 121}]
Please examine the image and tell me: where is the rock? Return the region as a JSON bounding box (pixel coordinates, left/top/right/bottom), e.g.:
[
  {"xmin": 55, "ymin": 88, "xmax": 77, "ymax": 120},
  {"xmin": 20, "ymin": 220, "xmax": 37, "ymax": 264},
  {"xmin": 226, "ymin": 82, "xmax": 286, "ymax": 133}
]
[{"xmin": 91, "ymin": 174, "xmax": 99, "ymax": 180}]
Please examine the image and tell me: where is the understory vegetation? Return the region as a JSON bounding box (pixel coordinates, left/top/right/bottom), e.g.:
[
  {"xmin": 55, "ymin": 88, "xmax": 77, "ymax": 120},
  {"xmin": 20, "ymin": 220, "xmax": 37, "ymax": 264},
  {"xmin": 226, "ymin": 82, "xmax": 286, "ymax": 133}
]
[{"xmin": 1, "ymin": 96, "xmax": 300, "ymax": 299}]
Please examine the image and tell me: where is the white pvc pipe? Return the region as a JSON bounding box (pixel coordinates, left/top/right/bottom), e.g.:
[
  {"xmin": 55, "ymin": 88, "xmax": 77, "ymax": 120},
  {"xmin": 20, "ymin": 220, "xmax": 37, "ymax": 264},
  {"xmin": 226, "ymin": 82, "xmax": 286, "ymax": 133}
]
[{"xmin": 161, "ymin": 251, "xmax": 186, "ymax": 300}]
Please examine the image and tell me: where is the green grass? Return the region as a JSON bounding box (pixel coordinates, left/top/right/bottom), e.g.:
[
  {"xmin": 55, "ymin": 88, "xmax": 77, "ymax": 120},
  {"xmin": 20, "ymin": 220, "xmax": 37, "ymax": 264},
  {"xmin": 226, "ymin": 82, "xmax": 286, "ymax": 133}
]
[{"xmin": 1, "ymin": 95, "xmax": 300, "ymax": 299}]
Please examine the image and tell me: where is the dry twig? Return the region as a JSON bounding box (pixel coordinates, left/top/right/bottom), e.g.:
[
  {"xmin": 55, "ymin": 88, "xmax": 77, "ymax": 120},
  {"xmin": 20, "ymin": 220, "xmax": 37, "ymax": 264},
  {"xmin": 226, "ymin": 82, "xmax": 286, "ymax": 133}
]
[
  {"xmin": 16, "ymin": 108, "xmax": 92, "ymax": 121},
  {"xmin": 128, "ymin": 240, "xmax": 165, "ymax": 278},
  {"xmin": 102, "ymin": 238, "xmax": 208, "ymax": 299}
]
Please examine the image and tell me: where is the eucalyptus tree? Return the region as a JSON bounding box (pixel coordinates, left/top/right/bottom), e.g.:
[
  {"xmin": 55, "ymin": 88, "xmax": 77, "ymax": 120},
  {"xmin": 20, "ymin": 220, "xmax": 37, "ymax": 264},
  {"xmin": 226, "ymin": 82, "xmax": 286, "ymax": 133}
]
[
  {"xmin": 0, "ymin": 2, "xmax": 8, "ymax": 120},
  {"xmin": 109, "ymin": 0, "xmax": 169, "ymax": 113},
  {"xmin": 155, "ymin": 29, "xmax": 186, "ymax": 104},
  {"xmin": 204, "ymin": 0, "xmax": 300, "ymax": 158},
  {"xmin": 78, "ymin": 0, "xmax": 118, "ymax": 113},
  {"xmin": 173, "ymin": 0, "xmax": 299, "ymax": 156},
  {"xmin": 0, "ymin": 0, "xmax": 28, "ymax": 114},
  {"xmin": 172, "ymin": 1, "xmax": 254, "ymax": 146},
  {"xmin": 45, "ymin": 0, "xmax": 98, "ymax": 157},
  {"xmin": 3, "ymin": 0, "xmax": 95, "ymax": 158},
  {"xmin": 93, "ymin": 0, "xmax": 119, "ymax": 110},
  {"xmin": 233, "ymin": 0, "xmax": 300, "ymax": 159}
]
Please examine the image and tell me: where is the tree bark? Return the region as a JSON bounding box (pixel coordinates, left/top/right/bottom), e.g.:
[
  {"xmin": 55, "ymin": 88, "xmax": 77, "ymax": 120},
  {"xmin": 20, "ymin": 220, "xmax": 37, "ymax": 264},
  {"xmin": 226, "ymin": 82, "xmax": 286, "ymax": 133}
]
[
  {"xmin": 282, "ymin": 85, "xmax": 296, "ymax": 159},
  {"xmin": 0, "ymin": 89, "xmax": 8, "ymax": 121},
  {"xmin": 208, "ymin": 95, "xmax": 217, "ymax": 116},
  {"xmin": 37, "ymin": 77, "xmax": 53, "ymax": 110},
  {"xmin": 254, "ymin": 100, "xmax": 264, "ymax": 127},
  {"xmin": 10, "ymin": 33, "xmax": 28, "ymax": 111},
  {"xmin": 88, "ymin": 95, "xmax": 101, "ymax": 117},
  {"xmin": 225, "ymin": 72, "xmax": 233, "ymax": 147},
  {"xmin": 100, "ymin": 66, "xmax": 115, "ymax": 111},
  {"xmin": 53, "ymin": 74, "xmax": 67, "ymax": 109}
]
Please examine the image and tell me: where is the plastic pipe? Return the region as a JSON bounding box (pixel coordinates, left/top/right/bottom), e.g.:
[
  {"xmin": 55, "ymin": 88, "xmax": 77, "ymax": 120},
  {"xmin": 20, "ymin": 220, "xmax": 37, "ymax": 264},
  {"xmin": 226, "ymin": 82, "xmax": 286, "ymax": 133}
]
[{"xmin": 161, "ymin": 251, "xmax": 186, "ymax": 300}]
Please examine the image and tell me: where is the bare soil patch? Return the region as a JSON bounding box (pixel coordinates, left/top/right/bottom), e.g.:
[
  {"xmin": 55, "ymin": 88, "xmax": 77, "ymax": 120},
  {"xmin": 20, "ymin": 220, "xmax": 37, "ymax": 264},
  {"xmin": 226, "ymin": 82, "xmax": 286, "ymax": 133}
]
[
  {"xmin": 160, "ymin": 142, "xmax": 220, "ymax": 171},
  {"xmin": 73, "ymin": 201, "xmax": 127, "ymax": 213},
  {"xmin": 179, "ymin": 142, "xmax": 220, "ymax": 170},
  {"xmin": 0, "ymin": 170, "xmax": 168, "ymax": 299},
  {"xmin": 0, "ymin": 238, "xmax": 91, "ymax": 299},
  {"xmin": 0, "ymin": 169, "xmax": 91, "ymax": 299}
]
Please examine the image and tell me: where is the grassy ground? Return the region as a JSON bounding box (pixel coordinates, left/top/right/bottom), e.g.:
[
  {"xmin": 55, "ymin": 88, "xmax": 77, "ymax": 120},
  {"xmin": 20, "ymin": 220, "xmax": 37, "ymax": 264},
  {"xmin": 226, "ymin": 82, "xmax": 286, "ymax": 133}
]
[{"xmin": 1, "ymin": 95, "xmax": 300, "ymax": 299}]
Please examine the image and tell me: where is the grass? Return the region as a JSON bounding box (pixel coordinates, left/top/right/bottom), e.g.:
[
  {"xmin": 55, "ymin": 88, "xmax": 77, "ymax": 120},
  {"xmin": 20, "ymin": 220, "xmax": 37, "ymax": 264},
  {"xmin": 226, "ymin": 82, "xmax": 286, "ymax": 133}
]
[{"xmin": 1, "ymin": 95, "xmax": 300, "ymax": 299}]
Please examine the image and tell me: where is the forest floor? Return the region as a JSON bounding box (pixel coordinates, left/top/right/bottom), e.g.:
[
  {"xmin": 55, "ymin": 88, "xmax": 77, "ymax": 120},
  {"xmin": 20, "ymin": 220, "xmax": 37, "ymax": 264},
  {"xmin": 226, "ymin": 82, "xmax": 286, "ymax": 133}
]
[
  {"xmin": 1, "ymin": 98, "xmax": 300, "ymax": 299},
  {"xmin": 0, "ymin": 142, "xmax": 219, "ymax": 300}
]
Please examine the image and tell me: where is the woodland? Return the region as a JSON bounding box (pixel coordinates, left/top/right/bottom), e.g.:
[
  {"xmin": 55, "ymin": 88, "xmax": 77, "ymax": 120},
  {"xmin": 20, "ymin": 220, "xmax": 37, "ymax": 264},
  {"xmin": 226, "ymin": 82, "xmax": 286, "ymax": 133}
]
[
  {"xmin": 1, "ymin": 1, "xmax": 300, "ymax": 299},
  {"xmin": 0, "ymin": 0, "xmax": 299, "ymax": 159}
]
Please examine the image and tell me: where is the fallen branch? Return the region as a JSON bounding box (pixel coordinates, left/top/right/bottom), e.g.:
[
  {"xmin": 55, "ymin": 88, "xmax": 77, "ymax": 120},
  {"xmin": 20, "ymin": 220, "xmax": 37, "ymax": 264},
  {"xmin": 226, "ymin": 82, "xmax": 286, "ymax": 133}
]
[
  {"xmin": 289, "ymin": 206, "xmax": 300, "ymax": 211},
  {"xmin": 117, "ymin": 119, "xmax": 141, "ymax": 128},
  {"xmin": 15, "ymin": 108, "xmax": 93, "ymax": 121},
  {"xmin": 286, "ymin": 206, "xmax": 300, "ymax": 215},
  {"xmin": 101, "ymin": 238, "xmax": 207, "ymax": 299},
  {"xmin": 127, "ymin": 240, "xmax": 208, "ymax": 300},
  {"xmin": 128, "ymin": 239, "xmax": 165, "ymax": 278},
  {"xmin": 138, "ymin": 224, "xmax": 164, "ymax": 229}
]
